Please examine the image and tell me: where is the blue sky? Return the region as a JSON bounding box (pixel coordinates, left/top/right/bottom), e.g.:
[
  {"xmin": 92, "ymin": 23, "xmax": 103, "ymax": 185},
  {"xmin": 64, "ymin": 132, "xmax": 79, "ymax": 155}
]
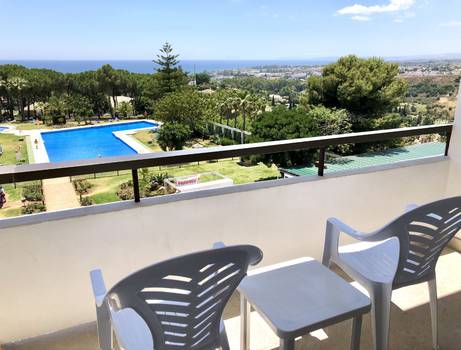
[{"xmin": 1, "ymin": 0, "xmax": 461, "ymax": 60}]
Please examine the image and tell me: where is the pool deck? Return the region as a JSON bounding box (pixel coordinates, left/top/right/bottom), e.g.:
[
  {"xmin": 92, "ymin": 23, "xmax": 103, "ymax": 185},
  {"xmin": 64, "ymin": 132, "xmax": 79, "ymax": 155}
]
[
  {"xmin": 113, "ymin": 129, "xmax": 156, "ymax": 154},
  {"xmin": 27, "ymin": 130, "xmax": 49, "ymax": 163}
]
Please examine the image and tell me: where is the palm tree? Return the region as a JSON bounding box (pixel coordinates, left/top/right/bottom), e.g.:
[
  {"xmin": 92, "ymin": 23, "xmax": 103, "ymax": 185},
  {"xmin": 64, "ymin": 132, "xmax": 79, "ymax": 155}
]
[
  {"xmin": 239, "ymin": 94, "xmax": 266, "ymax": 143},
  {"xmin": 218, "ymin": 100, "xmax": 232, "ymax": 126},
  {"xmin": 230, "ymin": 97, "xmax": 241, "ymax": 129}
]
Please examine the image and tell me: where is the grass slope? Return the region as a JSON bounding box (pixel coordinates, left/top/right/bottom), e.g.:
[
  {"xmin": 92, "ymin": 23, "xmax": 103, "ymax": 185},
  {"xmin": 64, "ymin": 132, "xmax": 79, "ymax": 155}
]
[
  {"xmin": 80, "ymin": 159, "xmax": 279, "ymax": 204},
  {"xmin": 0, "ymin": 134, "xmax": 28, "ymax": 166}
]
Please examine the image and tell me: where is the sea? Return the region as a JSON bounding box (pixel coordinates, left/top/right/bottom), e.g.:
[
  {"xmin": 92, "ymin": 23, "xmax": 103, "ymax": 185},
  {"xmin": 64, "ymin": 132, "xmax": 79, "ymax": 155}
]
[{"xmin": 0, "ymin": 59, "xmax": 334, "ymax": 74}]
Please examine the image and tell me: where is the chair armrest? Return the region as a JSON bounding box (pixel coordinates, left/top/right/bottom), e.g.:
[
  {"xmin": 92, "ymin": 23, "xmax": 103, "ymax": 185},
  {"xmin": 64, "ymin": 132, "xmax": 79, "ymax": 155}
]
[
  {"xmin": 405, "ymin": 203, "xmax": 419, "ymax": 213},
  {"xmin": 213, "ymin": 241, "xmax": 226, "ymax": 249},
  {"xmin": 90, "ymin": 269, "xmax": 107, "ymax": 308},
  {"xmin": 328, "ymin": 217, "xmax": 395, "ymax": 241},
  {"xmin": 327, "ymin": 218, "xmax": 364, "ymax": 239},
  {"xmin": 322, "ymin": 217, "xmax": 383, "ymax": 266}
]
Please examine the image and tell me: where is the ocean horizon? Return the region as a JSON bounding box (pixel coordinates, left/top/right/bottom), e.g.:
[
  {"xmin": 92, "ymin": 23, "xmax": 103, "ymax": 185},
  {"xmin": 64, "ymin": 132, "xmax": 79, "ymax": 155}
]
[{"xmin": 0, "ymin": 59, "xmax": 335, "ymax": 74}]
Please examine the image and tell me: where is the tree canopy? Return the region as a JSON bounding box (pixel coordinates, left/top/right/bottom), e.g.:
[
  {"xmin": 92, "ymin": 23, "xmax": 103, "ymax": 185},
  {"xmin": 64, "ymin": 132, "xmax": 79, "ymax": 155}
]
[
  {"xmin": 157, "ymin": 123, "xmax": 191, "ymax": 151},
  {"xmin": 250, "ymin": 106, "xmax": 351, "ymax": 167},
  {"xmin": 155, "ymin": 89, "xmax": 212, "ymax": 135},
  {"xmin": 0, "ymin": 43, "xmax": 194, "ymax": 122},
  {"xmin": 306, "ymin": 55, "xmax": 407, "ymax": 118},
  {"xmin": 154, "ymin": 42, "xmax": 188, "ymax": 95}
]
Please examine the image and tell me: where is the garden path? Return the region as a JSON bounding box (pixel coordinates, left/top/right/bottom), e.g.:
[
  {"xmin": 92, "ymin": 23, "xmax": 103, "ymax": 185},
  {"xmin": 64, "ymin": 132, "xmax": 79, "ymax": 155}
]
[{"xmin": 42, "ymin": 177, "xmax": 80, "ymax": 211}]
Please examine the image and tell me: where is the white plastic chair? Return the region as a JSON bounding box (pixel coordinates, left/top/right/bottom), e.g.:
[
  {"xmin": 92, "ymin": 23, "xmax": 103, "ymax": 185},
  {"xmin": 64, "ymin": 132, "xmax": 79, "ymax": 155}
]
[
  {"xmin": 322, "ymin": 196, "xmax": 461, "ymax": 350},
  {"xmin": 90, "ymin": 243, "xmax": 262, "ymax": 350}
]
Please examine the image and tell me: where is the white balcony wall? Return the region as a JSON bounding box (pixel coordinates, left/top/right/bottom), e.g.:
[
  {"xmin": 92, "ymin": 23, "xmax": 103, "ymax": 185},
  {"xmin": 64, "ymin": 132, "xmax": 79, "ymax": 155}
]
[
  {"xmin": 0, "ymin": 157, "xmax": 455, "ymax": 343},
  {"xmin": 446, "ymin": 82, "xmax": 461, "ymax": 248},
  {"xmin": 447, "ymin": 82, "xmax": 461, "ymax": 193}
]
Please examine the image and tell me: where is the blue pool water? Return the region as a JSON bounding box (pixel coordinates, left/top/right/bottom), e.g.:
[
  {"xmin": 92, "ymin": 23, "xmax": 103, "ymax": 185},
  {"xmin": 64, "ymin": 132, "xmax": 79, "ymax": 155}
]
[
  {"xmin": 42, "ymin": 121, "xmax": 158, "ymax": 162},
  {"xmin": 0, "ymin": 127, "xmax": 9, "ymax": 132}
]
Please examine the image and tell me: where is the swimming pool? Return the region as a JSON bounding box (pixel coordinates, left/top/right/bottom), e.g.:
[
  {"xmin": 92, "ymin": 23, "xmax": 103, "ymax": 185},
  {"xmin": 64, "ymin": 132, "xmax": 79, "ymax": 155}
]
[
  {"xmin": 41, "ymin": 121, "xmax": 158, "ymax": 162},
  {"xmin": 0, "ymin": 127, "xmax": 9, "ymax": 132}
]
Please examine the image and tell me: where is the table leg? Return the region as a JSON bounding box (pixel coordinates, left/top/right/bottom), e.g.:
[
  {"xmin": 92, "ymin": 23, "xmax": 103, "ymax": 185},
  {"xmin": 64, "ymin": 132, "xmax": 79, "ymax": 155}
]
[
  {"xmin": 351, "ymin": 315, "xmax": 363, "ymax": 350},
  {"xmin": 280, "ymin": 338, "xmax": 295, "ymax": 350},
  {"xmin": 240, "ymin": 294, "xmax": 250, "ymax": 350}
]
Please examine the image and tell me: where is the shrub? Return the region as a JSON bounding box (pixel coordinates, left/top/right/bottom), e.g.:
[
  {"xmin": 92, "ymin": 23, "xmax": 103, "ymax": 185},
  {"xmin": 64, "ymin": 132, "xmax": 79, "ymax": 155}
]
[
  {"xmin": 151, "ymin": 172, "xmax": 169, "ymax": 187},
  {"xmin": 116, "ymin": 182, "xmax": 134, "ymax": 200},
  {"xmin": 117, "ymin": 173, "xmax": 173, "ymax": 200},
  {"xmin": 219, "ymin": 137, "xmax": 237, "ymax": 146},
  {"xmin": 22, "ymin": 184, "xmax": 43, "ymax": 201},
  {"xmin": 80, "ymin": 196, "xmax": 94, "ymax": 206},
  {"xmin": 73, "ymin": 179, "xmax": 93, "ymax": 194},
  {"xmin": 157, "ymin": 123, "xmax": 192, "ymax": 151},
  {"xmin": 22, "ymin": 203, "xmax": 46, "ymax": 215},
  {"xmin": 211, "ymin": 135, "xmax": 221, "ymax": 144},
  {"xmin": 139, "ymin": 168, "xmax": 152, "ymax": 189}
]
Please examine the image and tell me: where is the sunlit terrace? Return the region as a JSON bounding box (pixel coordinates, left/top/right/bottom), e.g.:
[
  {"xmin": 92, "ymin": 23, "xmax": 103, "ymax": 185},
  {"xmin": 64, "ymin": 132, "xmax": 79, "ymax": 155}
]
[{"xmin": 0, "ymin": 92, "xmax": 461, "ymax": 350}]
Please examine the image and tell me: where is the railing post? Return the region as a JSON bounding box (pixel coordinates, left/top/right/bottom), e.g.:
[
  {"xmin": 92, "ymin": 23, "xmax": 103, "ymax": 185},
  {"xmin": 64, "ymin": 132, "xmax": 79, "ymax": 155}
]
[
  {"xmin": 318, "ymin": 148, "xmax": 326, "ymax": 177},
  {"xmin": 445, "ymin": 130, "xmax": 452, "ymax": 156},
  {"xmin": 132, "ymin": 168, "xmax": 140, "ymax": 203}
]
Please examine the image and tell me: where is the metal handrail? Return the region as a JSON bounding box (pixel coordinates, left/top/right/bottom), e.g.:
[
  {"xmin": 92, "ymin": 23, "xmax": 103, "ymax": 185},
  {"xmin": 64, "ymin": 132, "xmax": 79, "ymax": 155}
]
[{"xmin": 0, "ymin": 123, "xmax": 453, "ymax": 202}]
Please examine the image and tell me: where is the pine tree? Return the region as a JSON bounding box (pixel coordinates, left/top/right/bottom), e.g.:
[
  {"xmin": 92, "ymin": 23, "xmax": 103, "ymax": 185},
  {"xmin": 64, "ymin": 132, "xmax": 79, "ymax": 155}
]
[{"xmin": 153, "ymin": 42, "xmax": 188, "ymax": 95}]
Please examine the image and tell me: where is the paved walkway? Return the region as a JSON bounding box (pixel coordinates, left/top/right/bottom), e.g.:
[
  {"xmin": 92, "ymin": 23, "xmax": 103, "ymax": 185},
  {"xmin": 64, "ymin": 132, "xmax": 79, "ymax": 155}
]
[{"xmin": 42, "ymin": 177, "xmax": 80, "ymax": 211}]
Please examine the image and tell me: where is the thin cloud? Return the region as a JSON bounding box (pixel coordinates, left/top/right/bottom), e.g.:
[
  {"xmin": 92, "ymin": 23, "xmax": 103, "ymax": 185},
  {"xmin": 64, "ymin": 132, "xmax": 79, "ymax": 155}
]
[
  {"xmin": 440, "ymin": 21, "xmax": 461, "ymax": 27},
  {"xmin": 257, "ymin": 5, "xmax": 281, "ymax": 20},
  {"xmin": 337, "ymin": 0, "xmax": 415, "ymax": 21},
  {"xmin": 352, "ymin": 15, "xmax": 371, "ymax": 21}
]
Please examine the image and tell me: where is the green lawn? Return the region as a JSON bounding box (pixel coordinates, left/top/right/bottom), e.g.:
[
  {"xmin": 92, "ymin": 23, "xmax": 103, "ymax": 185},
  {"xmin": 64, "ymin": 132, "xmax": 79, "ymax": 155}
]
[
  {"xmin": 132, "ymin": 131, "xmax": 220, "ymax": 153},
  {"xmin": 0, "ymin": 181, "xmax": 41, "ymax": 218},
  {"xmin": 79, "ymin": 159, "xmax": 280, "ymax": 204},
  {"xmin": 184, "ymin": 138, "xmax": 219, "ymax": 149},
  {"xmin": 77, "ymin": 132, "xmax": 278, "ymax": 205},
  {"xmin": 81, "ymin": 174, "xmax": 130, "ymax": 204},
  {"xmin": 157, "ymin": 159, "xmax": 279, "ymax": 185},
  {"xmin": 132, "ymin": 130, "xmax": 163, "ymax": 152},
  {"xmin": 0, "ymin": 183, "xmax": 23, "ymax": 218},
  {"xmin": 0, "ymin": 134, "xmax": 28, "ymax": 165},
  {"xmin": 0, "ymin": 133, "xmax": 36, "ymax": 218}
]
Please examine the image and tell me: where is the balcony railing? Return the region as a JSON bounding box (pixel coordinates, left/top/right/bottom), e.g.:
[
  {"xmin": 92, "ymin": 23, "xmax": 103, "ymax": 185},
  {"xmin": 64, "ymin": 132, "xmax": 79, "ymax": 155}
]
[{"xmin": 0, "ymin": 123, "xmax": 453, "ymax": 203}]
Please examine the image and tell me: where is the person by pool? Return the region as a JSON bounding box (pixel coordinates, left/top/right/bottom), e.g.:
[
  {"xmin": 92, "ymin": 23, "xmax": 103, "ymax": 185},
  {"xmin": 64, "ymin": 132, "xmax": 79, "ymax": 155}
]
[{"xmin": 0, "ymin": 186, "xmax": 7, "ymax": 208}]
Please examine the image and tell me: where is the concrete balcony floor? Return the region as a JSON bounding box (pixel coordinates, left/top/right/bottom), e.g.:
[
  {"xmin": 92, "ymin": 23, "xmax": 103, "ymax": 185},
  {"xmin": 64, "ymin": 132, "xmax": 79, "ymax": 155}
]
[{"xmin": 4, "ymin": 249, "xmax": 461, "ymax": 350}]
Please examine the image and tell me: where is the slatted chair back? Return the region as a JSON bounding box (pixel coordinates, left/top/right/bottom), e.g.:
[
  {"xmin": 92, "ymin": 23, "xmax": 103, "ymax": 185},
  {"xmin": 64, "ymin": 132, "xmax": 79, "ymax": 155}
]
[
  {"xmin": 382, "ymin": 196, "xmax": 461, "ymax": 288},
  {"xmin": 106, "ymin": 245, "xmax": 262, "ymax": 350}
]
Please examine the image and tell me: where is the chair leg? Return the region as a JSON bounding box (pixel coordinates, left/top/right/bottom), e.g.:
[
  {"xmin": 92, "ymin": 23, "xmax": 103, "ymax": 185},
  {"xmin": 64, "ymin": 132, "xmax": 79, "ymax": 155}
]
[
  {"xmin": 428, "ymin": 277, "xmax": 439, "ymax": 350},
  {"xmin": 240, "ymin": 294, "xmax": 251, "ymax": 350},
  {"xmin": 351, "ymin": 315, "xmax": 363, "ymax": 350},
  {"xmin": 280, "ymin": 338, "xmax": 295, "ymax": 350},
  {"xmin": 219, "ymin": 321, "xmax": 230, "ymax": 350},
  {"xmin": 96, "ymin": 303, "xmax": 113, "ymax": 350},
  {"xmin": 370, "ymin": 283, "xmax": 392, "ymax": 350}
]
